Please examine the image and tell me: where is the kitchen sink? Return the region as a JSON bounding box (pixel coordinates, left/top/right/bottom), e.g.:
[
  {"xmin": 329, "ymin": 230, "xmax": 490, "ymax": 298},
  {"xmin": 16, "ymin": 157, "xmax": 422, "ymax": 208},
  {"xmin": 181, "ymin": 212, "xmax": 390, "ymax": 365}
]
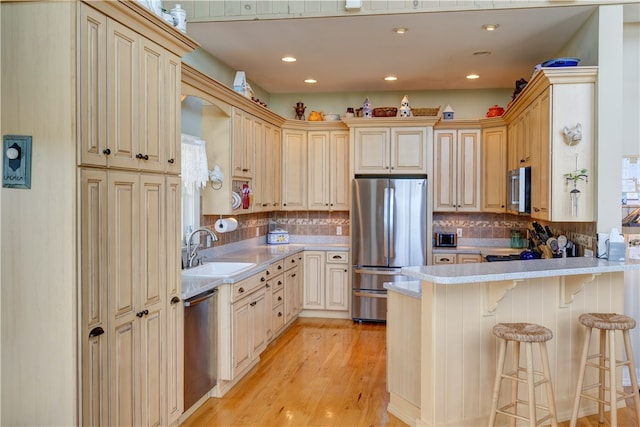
[{"xmin": 182, "ymin": 262, "xmax": 256, "ymax": 278}]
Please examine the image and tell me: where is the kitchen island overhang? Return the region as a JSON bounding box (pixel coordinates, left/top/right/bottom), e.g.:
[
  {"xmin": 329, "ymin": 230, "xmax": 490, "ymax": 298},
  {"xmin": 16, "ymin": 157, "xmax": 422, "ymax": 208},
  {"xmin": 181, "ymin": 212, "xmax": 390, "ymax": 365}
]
[{"xmin": 386, "ymin": 257, "xmax": 640, "ymax": 427}]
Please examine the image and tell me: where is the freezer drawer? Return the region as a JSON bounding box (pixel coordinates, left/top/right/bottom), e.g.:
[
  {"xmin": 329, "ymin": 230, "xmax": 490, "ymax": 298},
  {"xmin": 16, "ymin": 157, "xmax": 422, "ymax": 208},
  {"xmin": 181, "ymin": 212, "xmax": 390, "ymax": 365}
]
[{"xmin": 352, "ymin": 289, "xmax": 387, "ymax": 322}]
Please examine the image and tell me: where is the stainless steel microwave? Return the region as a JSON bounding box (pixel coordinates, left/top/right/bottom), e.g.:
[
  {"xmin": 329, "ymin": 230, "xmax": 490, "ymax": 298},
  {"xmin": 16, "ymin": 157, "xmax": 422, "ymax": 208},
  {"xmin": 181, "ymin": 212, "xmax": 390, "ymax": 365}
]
[{"xmin": 508, "ymin": 167, "xmax": 531, "ymax": 214}]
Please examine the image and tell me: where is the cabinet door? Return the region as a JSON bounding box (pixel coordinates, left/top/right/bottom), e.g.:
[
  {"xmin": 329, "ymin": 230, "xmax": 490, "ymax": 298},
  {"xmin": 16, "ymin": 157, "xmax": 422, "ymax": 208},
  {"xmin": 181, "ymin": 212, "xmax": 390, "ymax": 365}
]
[
  {"xmin": 391, "ymin": 127, "xmax": 427, "ymax": 173},
  {"xmin": 281, "ymin": 129, "xmax": 307, "ymax": 210},
  {"xmin": 108, "ymin": 171, "xmax": 140, "ymax": 427},
  {"xmin": 138, "ymin": 37, "xmax": 164, "ymax": 172},
  {"xmin": 285, "ymin": 265, "xmax": 301, "ymax": 323},
  {"xmin": 456, "ymin": 130, "xmax": 481, "ymax": 212},
  {"xmin": 165, "ymin": 176, "xmax": 183, "ymax": 424},
  {"xmin": 481, "ymin": 126, "xmax": 507, "ymax": 212},
  {"xmin": 272, "ymin": 127, "xmax": 282, "ymax": 210},
  {"xmin": 303, "ymin": 251, "xmax": 325, "ymax": 309},
  {"xmin": 507, "ymin": 120, "xmax": 519, "ymax": 171},
  {"xmin": 433, "ymin": 254, "xmax": 455, "ymax": 264},
  {"xmin": 330, "ymin": 131, "xmax": 350, "ymax": 210},
  {"xmin": 433, "ymin": 130, "xmax": 457, "ymax": 212},
  {"xmin": 107, "ymin": 20, "xmax": 139, "ymax": 170},
  {"xmin": 531, "ymin": 90, "xmax": 550, "ymax": 220},
  {"xmin": 457, "ymin": 254, "xmax": 483, "ymax": 264},
  {"xmin": 232, "ymin": 298, "xmax": 251, "ymax": 375},
  {"xmin": 164, "ymin": 52, "xmax": 181, "ymax": 174},
  {"xmin": 232, "ymin": 109, "xmax": 254, "ymax": 179},
  {"xmin": 250, "ymin": 290, "xmax": 268, "ymax": 356},
  {"xmin": 253, "ymin": 119, "xmax": 267, "ymax": 211},
  {"xmin": 354, "ymin": 128, "xmax": 390, "ymax": 173},
  {"xmin": 307, "ymin": 132, "xmax": 329, "ymax": 210},
  {"xmin": 79, "ymin": 5, "xmax": 107, "ymax": 167},
  {"xmin": 325, "ymin": 264, "xmax": 349, "ymax": 311},
  {"xmin": 80, "ymin": 168, "xmax": 109, "ymax": 427}
]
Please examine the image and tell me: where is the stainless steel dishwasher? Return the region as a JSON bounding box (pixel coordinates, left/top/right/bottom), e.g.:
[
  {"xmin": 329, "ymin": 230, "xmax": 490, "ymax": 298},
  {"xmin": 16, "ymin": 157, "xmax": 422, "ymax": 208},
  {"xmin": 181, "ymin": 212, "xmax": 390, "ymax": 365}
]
[{"xmin": 184, "ymin": 288, "xmax": 217, "ymax": 410}]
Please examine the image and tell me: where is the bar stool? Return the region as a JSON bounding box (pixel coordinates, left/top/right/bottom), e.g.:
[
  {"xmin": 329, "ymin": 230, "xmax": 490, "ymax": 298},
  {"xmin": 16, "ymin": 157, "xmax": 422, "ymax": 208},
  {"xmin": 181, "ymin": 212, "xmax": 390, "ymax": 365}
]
[
  {"xmin": 488, "ymin": 322, "xmax": 558, "ymax": 427},
  {"xmin": 569, "ymin": 313, "xmax": 640, "ymax": 427}
]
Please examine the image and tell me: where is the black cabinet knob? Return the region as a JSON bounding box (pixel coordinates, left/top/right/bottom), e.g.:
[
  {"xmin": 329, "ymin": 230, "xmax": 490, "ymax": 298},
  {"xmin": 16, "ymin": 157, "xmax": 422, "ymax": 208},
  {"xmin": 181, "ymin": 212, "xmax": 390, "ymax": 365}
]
[
  {"xmin": 171, "ymin": 296, "xmax": 180, "ymax": 304},
  {"xmin": 168, "ymin": 158, "xmax": 175, "ymax": 164},
  {"xmin": 103, "ymin": 148, "xmax": 111, "ymax": 155},
  {"xmin": 89, "ymin": 327, "xmax": 104, "ymax": 338}
]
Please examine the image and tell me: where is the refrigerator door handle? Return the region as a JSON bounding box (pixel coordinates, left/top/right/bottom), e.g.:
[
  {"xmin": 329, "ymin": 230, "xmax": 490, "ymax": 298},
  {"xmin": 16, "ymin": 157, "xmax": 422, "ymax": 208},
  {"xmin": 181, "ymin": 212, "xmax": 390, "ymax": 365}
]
[
  {"xmin": 354, "ymin": 268, "xmax": 401, "ymax": 276},
  {"xmin": 388, "ymin": 187, "xmax": 395, "ymax": 260},
  {"xmin": 353, "ymin": 290, "xmax": 388, "ymax": 299},
  {"xmin": 383, "ymin": 187, "xmax": 389, "ymax": 260}
]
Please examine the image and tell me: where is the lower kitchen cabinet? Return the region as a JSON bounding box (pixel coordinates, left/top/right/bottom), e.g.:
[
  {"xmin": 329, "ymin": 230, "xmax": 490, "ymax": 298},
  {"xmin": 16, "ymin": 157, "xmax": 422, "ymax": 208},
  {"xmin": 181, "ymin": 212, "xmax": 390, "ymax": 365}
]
[
  {"xmin": 433, "ymin": 253, "xmax": 483, "ymax": 264},
  {"xmin": 265, "ymin": 260, "xmax": 285, "ymax": 340},
  {"xmin": 284, "ymin": 253, "xmax": 303, "ymax": 324},
  {"xmin": 302, "ymin": 251, "xmax": 350, "ymax": 317}
]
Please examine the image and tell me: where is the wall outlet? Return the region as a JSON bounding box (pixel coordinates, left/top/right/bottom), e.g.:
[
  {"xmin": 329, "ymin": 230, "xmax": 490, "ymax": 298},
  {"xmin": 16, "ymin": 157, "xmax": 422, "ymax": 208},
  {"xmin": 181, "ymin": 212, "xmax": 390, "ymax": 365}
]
[
  {"xmin": 206, "ymin": 236, "xmax": 212, "ymax": 246},
  {"xmin": 255, "ymin": 227, "xmax": 260, "ymax": 237},
  {"xmin": 456, "ymin": 228, "xmax": 462, "ymax": 237},
  {"xmin": 584, "ymin": 248, "xmax": 594, "ymax": 257},
  {"xmin": 336, "ymin": 226, "xmax": 342, "ymax": 235}
]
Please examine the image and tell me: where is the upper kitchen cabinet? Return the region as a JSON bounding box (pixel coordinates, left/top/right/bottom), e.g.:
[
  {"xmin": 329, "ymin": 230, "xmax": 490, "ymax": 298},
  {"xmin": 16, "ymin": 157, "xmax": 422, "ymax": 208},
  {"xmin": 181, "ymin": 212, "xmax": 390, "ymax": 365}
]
[
  {"xmin": 480, "ymin": 119, "xmax": 508, "ymax": 213},
  {"xmin": 503, "ymin": 67, "xmax": 597, "ymax": 222},
  {"xmin": 181, "ymin": 64, "xmax": 286, "ymax": 215},
  {"xmin": 343, "ymin": 117, "xmax": 439, "ymax": 175},
  {"xmin": 433, "ymin": 121, "xmax": 481, "ymax": 212},
  {"xmin": 281, "ymin": 126, "xmax": 308, "ymax": 211},
  {"xmin": 307, "ymin": 125, "xmax": 350, "ymax": 211},
  {"xmin": 80, "ymin": 7, "xmax": 184, "ymax": 173}
]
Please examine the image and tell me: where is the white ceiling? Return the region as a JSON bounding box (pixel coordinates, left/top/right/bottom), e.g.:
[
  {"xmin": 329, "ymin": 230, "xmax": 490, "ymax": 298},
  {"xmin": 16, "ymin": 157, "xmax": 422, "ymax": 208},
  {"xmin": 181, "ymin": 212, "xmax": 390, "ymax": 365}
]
[{"xmin": 187, "ymin": 3, "xmax": 639, "ymax": 94}]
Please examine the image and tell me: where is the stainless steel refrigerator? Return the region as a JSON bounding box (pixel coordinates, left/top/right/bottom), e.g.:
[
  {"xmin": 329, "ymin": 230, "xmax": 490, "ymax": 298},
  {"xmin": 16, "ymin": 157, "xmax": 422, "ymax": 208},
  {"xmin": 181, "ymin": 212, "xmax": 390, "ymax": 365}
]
[{"xmin": 351, "ymin": 177, "xmax": 427, "ymax": 322}]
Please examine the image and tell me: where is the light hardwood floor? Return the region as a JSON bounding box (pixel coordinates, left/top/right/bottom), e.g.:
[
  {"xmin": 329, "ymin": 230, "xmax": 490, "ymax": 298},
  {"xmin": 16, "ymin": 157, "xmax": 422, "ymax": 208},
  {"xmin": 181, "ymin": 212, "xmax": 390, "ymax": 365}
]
[{"xmin": 180, "ymin": 318, "xmax": 638, "ymax": 427}]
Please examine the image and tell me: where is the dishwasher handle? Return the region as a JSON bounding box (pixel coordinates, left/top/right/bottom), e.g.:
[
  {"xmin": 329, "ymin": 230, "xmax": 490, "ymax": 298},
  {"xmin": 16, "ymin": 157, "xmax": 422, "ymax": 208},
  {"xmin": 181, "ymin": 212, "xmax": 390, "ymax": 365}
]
[{"xmin": 184, "ymin": 288, "xmax": 218, "ymax": 307}]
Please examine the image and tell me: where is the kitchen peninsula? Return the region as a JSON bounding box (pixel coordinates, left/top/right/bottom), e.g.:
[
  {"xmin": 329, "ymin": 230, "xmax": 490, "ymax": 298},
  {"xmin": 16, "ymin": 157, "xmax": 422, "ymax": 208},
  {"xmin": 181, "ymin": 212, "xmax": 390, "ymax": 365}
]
[{"xmin": 385, "ymin": 257, "xmax": 640, "ymax": 426}]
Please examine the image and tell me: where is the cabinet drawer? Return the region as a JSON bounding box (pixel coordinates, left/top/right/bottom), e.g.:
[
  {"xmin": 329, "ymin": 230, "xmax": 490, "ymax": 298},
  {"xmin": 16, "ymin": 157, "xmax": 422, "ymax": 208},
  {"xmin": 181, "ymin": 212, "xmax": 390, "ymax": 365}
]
[
  {"xmin": 272, "ymin": 288, "xmax": 284, "ymax": 309},
  {"xmin": 433, "ymin": 254, "xmax": 456, "ymax": 264},
  {"xmin": 232, "ymin": 272, "xmax": 267, "ymax": 302},
  {"xmin": 266, "ymin": 260, "xmax": 284, "ymax": 277},
  {"xmin": 284, "ymin": 253, "xmax": 301, "ymax": 271},
  {"xmin": 326, "ymin": 251, "xmax": 348, "ymax": 264},
  {"xmin": 272, "ymin": 307, "xmax": 285, "ymax": 331}
]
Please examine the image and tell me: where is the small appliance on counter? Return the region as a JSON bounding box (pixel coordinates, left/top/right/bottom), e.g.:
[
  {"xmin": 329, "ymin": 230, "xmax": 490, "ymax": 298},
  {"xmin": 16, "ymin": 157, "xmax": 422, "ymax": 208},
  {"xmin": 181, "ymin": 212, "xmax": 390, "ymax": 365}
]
[
  {"xmin": 267, "ymin": 221, "xmax": 289, "ymax": 245},
  {"xmin": 435, "ymin": 232, "xmax": 457, "ymax": 247}
]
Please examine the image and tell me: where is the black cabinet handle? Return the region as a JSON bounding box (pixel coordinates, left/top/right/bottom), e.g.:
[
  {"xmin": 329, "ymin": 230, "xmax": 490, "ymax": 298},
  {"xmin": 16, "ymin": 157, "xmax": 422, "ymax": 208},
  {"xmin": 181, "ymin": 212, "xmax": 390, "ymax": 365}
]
[
  {"xmin": 277, "ymin": 280, "xmax": 282, "ymax": 286},
  {"xmin": 277, "ymin": 296, "xmax": 282, "ymax": 301},
  {"xmin": 168, "ymin": 158, "xmax": 175, "ymax": 164},
  {"xmin": 261, "ymin": 277, "xmax": 266, "ymax": 282},
  {"xmin": 292, "ymin": 273, "xmax": 296, "ymax": 278},
  {"xmin": 136, "ymin": 311, "xmax": 144, "ymax": 318},
  {"xmin": 89, "ymin": 327, "xmax": 104, "ymax": 338},
  {"xmin": 278, "ymin": 311, "xmax": 282, "ymax": 317},
  {"xmin": 171, "ymin": 296, "xmax": 180, "ymax": 304},
  {"xmin": 332, "ymin": 255, "xmax": 342, "ymax": 260},
  {"xmin": 143, "ymin": 154, "xmax": 149, "ymax": 160},
  {"xmin": 136, "ymin": 153, "xmax": 143, "ymax": 159},
  {"xmin": 278, "ymin": 265, "xmax": 282, "ymax": 270},
  {"xmin": 102, "ymin": 148, "xmax": 111, "ymax": 155},
  {"xmin": 238, "ymin": 287, "xmax": 245, "ymax": 293}
]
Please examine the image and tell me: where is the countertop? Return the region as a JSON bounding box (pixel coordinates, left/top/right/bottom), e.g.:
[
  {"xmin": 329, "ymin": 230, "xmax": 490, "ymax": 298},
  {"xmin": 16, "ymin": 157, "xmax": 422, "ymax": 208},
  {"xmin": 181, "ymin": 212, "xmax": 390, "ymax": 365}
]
[
  {"xmin": 182, "ymin": 241, "xmax": 348, "ymax": 300},
  {"xmin": 398, "ymin": 256, "xmax": 640, "ymax": 286}
]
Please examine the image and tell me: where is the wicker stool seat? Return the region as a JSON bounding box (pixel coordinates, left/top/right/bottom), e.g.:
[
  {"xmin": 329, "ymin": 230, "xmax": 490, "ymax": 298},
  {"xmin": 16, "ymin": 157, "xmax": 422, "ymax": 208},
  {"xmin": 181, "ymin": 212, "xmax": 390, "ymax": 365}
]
[
  {"xmin": 489, "ymin": 323, "xmax": 558, "ymax": 427},
  {"xmin": 569, "ymin": 313, "xmax": 640, "ymax": 427}
]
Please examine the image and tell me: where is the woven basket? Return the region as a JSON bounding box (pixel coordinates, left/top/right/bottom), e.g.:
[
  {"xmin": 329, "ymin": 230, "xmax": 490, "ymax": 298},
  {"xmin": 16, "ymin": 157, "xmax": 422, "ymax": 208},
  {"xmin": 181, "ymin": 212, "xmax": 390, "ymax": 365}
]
[{"xmin": 411, "ymin": 106, "xmax": 440, "ymax": 116}]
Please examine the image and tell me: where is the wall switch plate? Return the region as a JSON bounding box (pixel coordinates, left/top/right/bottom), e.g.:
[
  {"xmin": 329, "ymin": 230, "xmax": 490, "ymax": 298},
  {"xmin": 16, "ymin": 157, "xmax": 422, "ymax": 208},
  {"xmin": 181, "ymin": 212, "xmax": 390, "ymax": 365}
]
[
  {"xmin": 456, "ymin": 228, "xmax": 462, "ymax": 237},
  {"xmin": 584, "ymin": 248, "xmax": 594, "ymax": 257},
  {"xmin": 255, "ymin": 228, "xmax": 260, "ymax": 237},
  {"xmin": 3, "ymin": 135, "xmax": 32, "ymax": 189},
  {"xmin": 336, "ymin": 226, "xmax": 342, "ymax": 235}
]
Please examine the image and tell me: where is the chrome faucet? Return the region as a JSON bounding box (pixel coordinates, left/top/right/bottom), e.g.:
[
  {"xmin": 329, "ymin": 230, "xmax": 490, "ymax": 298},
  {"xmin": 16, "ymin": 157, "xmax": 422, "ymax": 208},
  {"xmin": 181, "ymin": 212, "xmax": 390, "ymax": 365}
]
[{"xmin": 186, "ymin": 227, "xmax": 218, "ymax": 268}]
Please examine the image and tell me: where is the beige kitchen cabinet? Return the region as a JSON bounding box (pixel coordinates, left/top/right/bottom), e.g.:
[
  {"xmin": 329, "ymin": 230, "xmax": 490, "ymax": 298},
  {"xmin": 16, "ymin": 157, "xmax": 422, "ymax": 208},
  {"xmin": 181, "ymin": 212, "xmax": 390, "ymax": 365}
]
[
  {"xmin": 254, "ymin": 123, "xmax": 282, "ymax": 212},
  {"xmin": 232, "ymin": 108, "xmax": 255, "ymax": 179},
  {"xmin": 503, "ymin": 67, "xmax": 596, "ymax": 222},
  {"xmin": 307, "ymin": 130, "xmax": 350, "ymax": 211},
  {"xmin": 352, "ymin": 127, "xmax": 428, "ymax": 174},
  {"xmin": 281, "ymin": 128, "xmax": 308, "ymax": 210},
  {"xmin": 107, "ymin": 171, "xmax": 166, "ymax": 427},
  {"xmin": 481, "ymin": 121, "xmax": 508, "ymax": 212},
  {"xmin": 265, "ymin": 260, "xmax": 285, "ymax": 340},
  {"xmin": 432, "ymin": 253, "xmax": 483, "ymax": 264},
  {"xmin": 433, "ymin": 124, "xmax": 481, "ymax": 212},
  {"xmin": 80, "ymin": 11, "xmax": 179, "ymax": 173},
  {"xmin": 77, "ymin": 3, "xmax": 195, "ymax": 426},
  {"xmin": 302, "ymin": 251, "xmax": 350, "ymax": 316},
  {"xmin": 284, "ymin": 253, "xmax": 303, "ymax": 324}
]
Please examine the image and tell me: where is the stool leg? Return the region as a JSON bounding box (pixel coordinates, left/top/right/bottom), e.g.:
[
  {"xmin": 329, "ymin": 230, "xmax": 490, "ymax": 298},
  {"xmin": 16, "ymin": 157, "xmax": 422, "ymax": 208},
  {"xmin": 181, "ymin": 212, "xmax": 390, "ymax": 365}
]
[
  {"xmin": 489, "ymin": 338, "xmax": 508, "ymax": 426},
  {"xmin": 622, "ymin": 329, "xmax": 640, "ymax": 425},
  {"xmin": 570, "ymin": 326, "xmax": 593, "ymax": 427},
  {"xmin": 511, "ymin": 341, "xmax": 520, "ymax": 427},
  {"xmin": 608, "ymin": 329, "xmax": 617, "ymax": 426},
  {"xmin": 539, "ymin": 341, "xmax": 558, "ymax": 427},
  {"xmin": 598, "ymin": 328, "xmax": 607, "ymax": 424},
  {"xmin": 525, "ymin": 342, "xmax": 536, "ymax": 427}
]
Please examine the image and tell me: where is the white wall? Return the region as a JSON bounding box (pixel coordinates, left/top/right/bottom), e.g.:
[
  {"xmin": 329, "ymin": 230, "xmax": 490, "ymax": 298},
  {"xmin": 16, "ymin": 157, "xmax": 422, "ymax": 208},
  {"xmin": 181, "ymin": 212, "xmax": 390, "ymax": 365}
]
[{"xmin": 623, "ymin": 22, "xmax": 640, "ymax": 156}]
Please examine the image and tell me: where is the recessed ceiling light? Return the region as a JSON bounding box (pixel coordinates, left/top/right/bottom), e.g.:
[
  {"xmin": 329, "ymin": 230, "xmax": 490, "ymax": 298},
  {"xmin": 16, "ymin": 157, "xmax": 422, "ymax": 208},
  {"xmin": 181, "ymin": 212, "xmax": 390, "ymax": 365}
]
[
  {"xmin": 384, "ymin": 76, "xmax": 398, "ymax": 81},
  {"xmin": 282, "ymin": 56, "xmax": 297, "ymax": 63},
  {"xmin": 482, "ymin": 24, "xmax": 499, "ymax": 31},
  {"xmin": 473, "ymin": 51, "xmax": 492, "ymax": 56},
  {"xmin": 304, "ymin": 78, "xmax": 317, "ymax": 84},
  {"xmin": 393, "ymin": 27, "xmax": 408, "ymax": 34},
  {"xmin": 466, "ymin": 74, "xmax": 480, "ymax": 80}
]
